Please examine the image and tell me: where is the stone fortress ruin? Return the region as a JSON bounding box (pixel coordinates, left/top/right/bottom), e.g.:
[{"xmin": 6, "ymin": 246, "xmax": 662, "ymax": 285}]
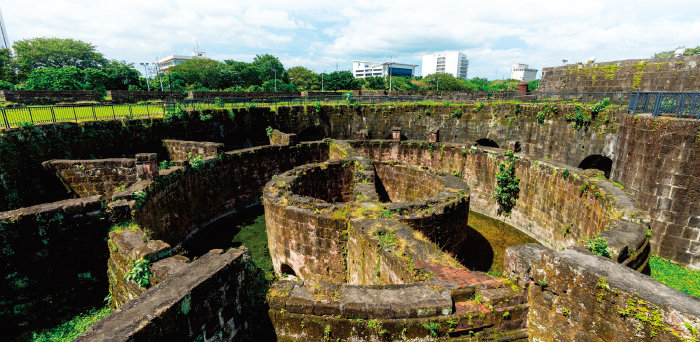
[{"xmin": 1, "ymin": 64, "xmax": 699, "ymax": 340}]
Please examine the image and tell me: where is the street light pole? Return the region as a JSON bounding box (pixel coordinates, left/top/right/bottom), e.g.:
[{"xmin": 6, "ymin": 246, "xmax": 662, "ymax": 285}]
[
  {"xmin": 140, "ymin": 63, "xmax": 150, "ymax": 91},
  {"xmin": 154, "ymin": 59, "xmax": 164, "ymax": 91}
]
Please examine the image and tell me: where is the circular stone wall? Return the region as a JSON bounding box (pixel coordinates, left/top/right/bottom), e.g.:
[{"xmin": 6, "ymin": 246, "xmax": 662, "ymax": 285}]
[{"xmin": 263, "ymin": 156, "xmax": 470, "ymax": 284}]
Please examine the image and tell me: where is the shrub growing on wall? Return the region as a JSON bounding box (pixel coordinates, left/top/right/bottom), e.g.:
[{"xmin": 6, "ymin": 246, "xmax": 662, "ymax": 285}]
[{"xmin": 493, "ymin": 150, "xmax": 520, "ymax": 216}]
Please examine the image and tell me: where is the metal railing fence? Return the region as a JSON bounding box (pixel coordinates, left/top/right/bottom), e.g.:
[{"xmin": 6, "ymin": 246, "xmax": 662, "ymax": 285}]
[{"xmin": 627, "ymin": 92, "xmax": 700, "ymax": 119}]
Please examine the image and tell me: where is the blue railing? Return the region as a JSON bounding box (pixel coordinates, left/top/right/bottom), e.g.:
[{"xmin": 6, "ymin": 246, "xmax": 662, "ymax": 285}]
[{"xmin": 628, "ymin": 92, "xmax": 700, "ymax": 119}]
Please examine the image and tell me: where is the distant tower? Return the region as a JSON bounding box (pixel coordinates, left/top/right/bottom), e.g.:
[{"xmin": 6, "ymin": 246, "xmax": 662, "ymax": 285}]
[{"xmin": 0, "ymin": 7, "xmax": 9, "ymax": 50}]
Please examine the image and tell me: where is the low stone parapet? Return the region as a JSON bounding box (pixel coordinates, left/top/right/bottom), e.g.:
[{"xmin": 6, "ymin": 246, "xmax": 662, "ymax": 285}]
[{"xmin": 504, "ymin": 244, "xmax": 700, "ymax": 341}]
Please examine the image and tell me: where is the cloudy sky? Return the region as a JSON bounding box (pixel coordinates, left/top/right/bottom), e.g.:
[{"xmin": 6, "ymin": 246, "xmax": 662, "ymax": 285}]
[{"xmin": 2, "ymin": 0, "xmax": 699, "ymax": 79}]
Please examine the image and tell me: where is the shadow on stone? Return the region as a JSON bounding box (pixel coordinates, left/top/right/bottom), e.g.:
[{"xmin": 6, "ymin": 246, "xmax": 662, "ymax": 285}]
[{"xmin": 456, "ymin": 224, "xmax": 495, "ymax": 272}]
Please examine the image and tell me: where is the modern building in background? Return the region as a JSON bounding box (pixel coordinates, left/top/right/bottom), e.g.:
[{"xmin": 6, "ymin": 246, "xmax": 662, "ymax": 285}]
[
  {"xmin": 0, "ymin": 7, "xmax": 10, "ymax": 50},
  {"xmin": 157, "ymin": 51, "xmax": 206, "ymax": 74},
  {"xmin": 352, "ymin": 61, "xmax": 418, "ymax": 78},
  {"xmin": 421, "ymin": 52, "xmax": 469, "ymax": 79},
  {"xmin": 511, "ymin": 63, "xmax": 538, "ymax": 82}
]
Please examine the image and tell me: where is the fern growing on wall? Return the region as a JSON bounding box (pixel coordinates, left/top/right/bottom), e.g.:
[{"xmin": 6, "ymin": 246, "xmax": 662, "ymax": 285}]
[{"xmin": 493, "ymin": 150, "xmax": 520, "ymax": 216}]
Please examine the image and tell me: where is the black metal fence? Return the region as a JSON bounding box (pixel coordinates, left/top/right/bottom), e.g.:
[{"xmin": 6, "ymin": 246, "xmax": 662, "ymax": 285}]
[{"xmin": 627, "ymin": 92, "xmax": 700, "ymax": 119}]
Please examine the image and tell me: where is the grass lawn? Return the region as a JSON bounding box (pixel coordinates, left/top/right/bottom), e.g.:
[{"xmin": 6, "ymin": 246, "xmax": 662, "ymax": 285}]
[
  {"xmin": 30, "ymin": 306, "xmax": 110, "ymax": 342},
  {"xmin": 649, "ymin": 255, "xmax": 700, "ymax": 298},
  {"xmin": 230, "ymin": 213, "xmax": 275, "ymax": 281}
]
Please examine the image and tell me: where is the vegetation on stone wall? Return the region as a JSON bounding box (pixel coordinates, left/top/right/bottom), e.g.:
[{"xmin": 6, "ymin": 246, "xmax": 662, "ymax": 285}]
[
  {"xmin": 586, "ymin": 234, "xmax": 611, "ymax": 258},
  {"xmin": 493, "ymin": 150, "xmax": 520, "ymax": 216},
  {"xmin": 124, "ymin": 259, "xmax": 152, "ymax": 288}
]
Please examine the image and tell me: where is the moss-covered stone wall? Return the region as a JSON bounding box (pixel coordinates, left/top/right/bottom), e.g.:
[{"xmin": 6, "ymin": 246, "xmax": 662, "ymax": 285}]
[
  {"xmin": 77, "ymin": 248, "xmax": 266, "ymax": 341},
  {"xmin": 162, "ymin": 139, "xmax": 224, "ymax": 164},
  {"xmin": 354, "ymin": 141, "xmax": 650, "ymax": 271},
  {"xmin": 0, "ymin": 196, "xmax": 110, "ymax": 340},
  {"xmin": 42, "ymin": 158, "xmax": 138, "ymax": 198},
  {"xmin": 505, "ymin": 244, "xmax": 700, "ymax": 341},
  {"xmin": 612, "ymin": 114, "xmax": 700, "ymax": 269},
  {"xmin": 540, "ymin": 55, "xmax": 700, "ymax": 92},
  {"xmin": 133, "ymin": 142, "xmax": 329, "ymax": 247}
]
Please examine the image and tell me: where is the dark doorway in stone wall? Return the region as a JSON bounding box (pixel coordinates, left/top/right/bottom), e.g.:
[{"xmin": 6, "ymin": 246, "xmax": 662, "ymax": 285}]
[
  {"xmin": 578, "ymin": 155, "xmax": 613, "ymax": 178},
  {"xmin": 475, "ymin": 138, "xmax": 499, "ymax": 148},
  {"xmin": 280, "ymin": 263, "xmax": 297, "ymax": 277},
  {"xmin": 513, "ymin": 141, "xmax": 522, "ymax": 153}
]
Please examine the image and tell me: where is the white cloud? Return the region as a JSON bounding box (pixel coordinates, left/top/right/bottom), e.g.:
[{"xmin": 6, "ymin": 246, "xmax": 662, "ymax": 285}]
[{"xmin": 2, "ymin": 0, "xmax": 700, "ymax": 78}]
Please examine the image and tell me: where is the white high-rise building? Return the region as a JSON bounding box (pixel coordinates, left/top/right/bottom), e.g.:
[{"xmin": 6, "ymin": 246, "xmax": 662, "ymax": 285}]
[
  {"xmin": 157, "ymin": 51, "xmax": 206, "ymax": 74},
  {"xmin": 352, "ymin": 61, "xmax": 418, "ymax": 78},
  {"xmin": 0, "ymin": 7, "xmax": 10, "ymax": 50},
  {"xmin": 422, "ymin": 52, "xmax": 469, "ymax": 79},
  {"xmin": 511, "ymin": 63, "xmax": 538, "ymax": 82}
]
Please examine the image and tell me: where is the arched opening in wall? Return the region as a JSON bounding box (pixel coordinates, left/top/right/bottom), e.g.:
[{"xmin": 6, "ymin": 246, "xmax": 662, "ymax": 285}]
[
  {"xmin": 280, "ymin": 263, "xmax": 297, "ymax": 277},
  {"xmin": 578, "ymin": 155, "xmax": 613, "ymax": 178},
  {"xmin": 513, "ymin": 141, "xmax": 522, "ymax": 153},
  {"xmin": 475, "ymin": 138, "xmax": 499, "ymax": 148}
]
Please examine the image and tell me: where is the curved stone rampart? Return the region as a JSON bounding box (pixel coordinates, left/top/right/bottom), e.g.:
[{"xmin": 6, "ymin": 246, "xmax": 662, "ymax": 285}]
[
  {"xmin": 133, "ymin": 142, "xmax": 329, "ymax": 246},
  {"xmin": 353, "ymin": 140, "xmax": 651, "ymax": 272}
]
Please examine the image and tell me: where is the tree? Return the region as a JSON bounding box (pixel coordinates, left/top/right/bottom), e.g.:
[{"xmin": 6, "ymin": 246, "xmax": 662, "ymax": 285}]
[
  {"xmin": 528, "ymin": 79, "xmax": 540, "ymax": 92},
  {"xmin": 223, "ymin": 60, "xmax": 263, "ymax": 89},
  {"xmin": 25, "ymin": 67, "xmax": 84, "ymax": 90},
  {"xmin": 423, "ymin": 73, "xmax": 467, "ymax": 91},
  {"xmin": 83, "ymin": 68, "xmax": 109, "ymax": 92},
  {"xmin": 490, "ymin": 79, "xmax": 519, "ymax": 92},
  {"xmin": 363, "ymin": 76, "xmax": 385, "ymax": 90},
  {"xmin": 251, "ymin": 54, "xmax": 286, "ymax": 83},
  {"xmin": 322, "ymin": 71, "xmax": 361, "ymax": 91},
  {"xmin": 464, "ymin": 77, "xmax": 491, "ymax": 91},
  {"xmin": 262, "ymin": 80, "xmax": 296, "ymax": 91},
  {"xmin": 168, "ymin": 58, "xmax": 225, "ymax": 89},
  {"xmin": 386, "ymin": 76, "xmax": 418, "ymax": 91},
  {"xmin": 0, "ymin": 48, "xmax": 15, "ymax": 84},
  {"xmin": 287, "ymin": 66, "xmax": 319, "ymax": 91},
  {"xmin": 12, "ymin": 38, "xmax": 107, "ymax": 79},
  {"xmin": 101, "ymin": 61, "xmax": 141, "ymax": 90}
]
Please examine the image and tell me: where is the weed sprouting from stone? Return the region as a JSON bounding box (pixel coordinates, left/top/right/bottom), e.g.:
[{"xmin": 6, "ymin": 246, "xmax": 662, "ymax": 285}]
[
  {"xmin": 125, "ymin": 258, "xmax": 152, "ymax": 288},
  {"xmin": 586, "ymin": 234, "xmax": 611, "ymax": 258},
  {"xmin": 422, "ymin": 322, "xmax": 440, "ymax": 337}
]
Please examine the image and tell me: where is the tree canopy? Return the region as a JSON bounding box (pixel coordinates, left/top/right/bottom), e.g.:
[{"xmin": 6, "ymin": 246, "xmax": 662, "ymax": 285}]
[
  {"xmin": 322, "ymin": 71, "xmax": 362, "ymax": 91},
  {"xmin": 12, "ymin": 38, "xmax": 107, "ymax": 78},
  {"xmin": 287, "ymin": 66, "xmax": 319, "ymax": 91},
  {"xmin": 422, "ymin": 73, "xmax": 467, "ymax": 91}
]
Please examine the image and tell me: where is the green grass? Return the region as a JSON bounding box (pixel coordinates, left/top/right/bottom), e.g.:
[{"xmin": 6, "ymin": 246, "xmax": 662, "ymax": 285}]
[
  {"xmin": 31, "ymin": 306, "xmax": 110, "ymax": 342},
  {"xmin": 649, "ymin": 255, "xmax": 700, "ymax": 298},
  {"xmin": 231, "ymin": 213, "xmax": 275, "ymax": 280}
]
